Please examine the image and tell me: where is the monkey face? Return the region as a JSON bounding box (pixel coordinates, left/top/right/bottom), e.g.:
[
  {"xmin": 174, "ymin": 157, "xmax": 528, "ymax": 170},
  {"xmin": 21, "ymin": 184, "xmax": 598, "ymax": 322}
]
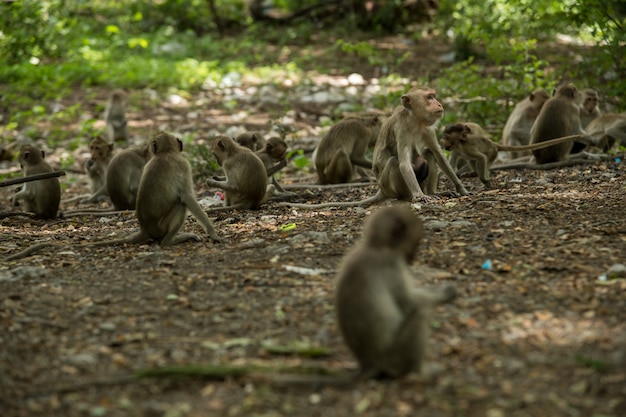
[{"xmin": 583, "ymin": 96, "xmax": 598, "ymax": 113}]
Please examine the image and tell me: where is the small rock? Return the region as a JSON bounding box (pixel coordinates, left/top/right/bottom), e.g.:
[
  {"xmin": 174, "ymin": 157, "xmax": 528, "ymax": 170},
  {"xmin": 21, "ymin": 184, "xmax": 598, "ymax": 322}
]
[
  {"xmin": 606, "ymin": 263, "xmax": 626, "ymax": 279},
  {"xmin": 99, "ymin": 322, "xmax": 116, "ymax": 331},
  {"xmin": 65, "ymin": 353, "xmax": 97, "ymax": 367}
]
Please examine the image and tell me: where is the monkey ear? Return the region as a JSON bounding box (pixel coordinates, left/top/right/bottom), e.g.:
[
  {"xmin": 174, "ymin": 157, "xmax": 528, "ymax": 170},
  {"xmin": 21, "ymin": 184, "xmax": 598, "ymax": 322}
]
[
  {"xmin": 150, "ymin": 140, "xmax": 158, "ymax": 154},
  {"xmin": 23, "ymin": 151, "xmax": 32, "ymax": 162},
  {"xmin": 176, "ymin": 138, "xmax": 183, "ymax": 152},
  {"xmin": 40, "ymin": 150, "xmax": 45, "ymax": 159},
  {"xmin": 401, "ymin": 95, "xmax": 411, "ymax": 109}
]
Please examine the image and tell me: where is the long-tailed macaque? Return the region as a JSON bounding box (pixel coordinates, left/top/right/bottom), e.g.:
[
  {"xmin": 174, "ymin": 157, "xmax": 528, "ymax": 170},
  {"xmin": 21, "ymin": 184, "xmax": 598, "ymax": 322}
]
[
  {"xmin": 206, "ymin": 135, "xmax": 273, "ymax": 209},
  {"xmin": 105, "ymin": 89, "xmax": 129, "ymax": 143},
  {"xmin": 314, "ymin": 115, "xmax": 381, "ymax": 184},
  {"xmin": 11, "ymin": 145, "xmax": 61, "ymax": 219},
  {"xmin": 531, "ymin": 84, "xmax": 596, "ymax": 164},
  {"xmin": 443, "ymin": 123, "xmax": 587, "ymax": 187},
  {"xmin": 585, "ymin": 113, "xmax": 626, "ymax": 152},
  {"xmin": 448, "ymin": 122, "xmax": 486, "ymax": 173},
  {"xmin": 278, "ymin": 87, "xmax": 465, "ymax": 209},
  {"xmin": 372, "ymin": 86, "xmax": 468, "ymax": 200},
  {"xmin": 501, "ymin": 89, "xmax": 550, "ymax": 159},
  {"xmin": 235, "ymin": 131, "xmax": 266, "ymax": 152},
  {"xmin": 257, "ymin": 136, "xmax": 289, "ymax": 192},
  {"xmin": 579, "ymin": 88, "xmax": 602, "ymax": 131},
  {"xmin": 336, "ymin": 205, "xmax": 456, "ymax": 379},
  {"xmin": 106, "ymin": 144, "xmax": 152, "ymax": 210},
  {"xmin": 81, "ymin": 136, "xmax": 114, "ymax": 204}
]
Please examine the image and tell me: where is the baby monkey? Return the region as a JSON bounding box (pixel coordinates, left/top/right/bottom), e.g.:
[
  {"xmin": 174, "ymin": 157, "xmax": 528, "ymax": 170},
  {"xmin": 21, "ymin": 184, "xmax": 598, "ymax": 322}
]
[
  {"xmin": 207, "ymin": 135, "xmax": 275, "ymax": 209},
  {"xmin": 12, "ymin": 145, "xmax": 61, "ymax": 219},
  {"xmin": 257, "ymin": 136, "xmax": 289, "ymax": 192},
  {"xmin": 443, "ymin": 123, "xmax": 587, "ymax": 188},
  {"xmin": 336, "ymin": 205, "xmax": 456, "ymax": 379}
]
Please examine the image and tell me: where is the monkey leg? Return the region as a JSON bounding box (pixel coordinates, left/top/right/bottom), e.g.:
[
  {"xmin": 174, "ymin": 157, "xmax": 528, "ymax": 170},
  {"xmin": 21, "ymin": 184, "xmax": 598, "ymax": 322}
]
[
  {"xmin": 380, "ymin": 305, "xmax": 429, "ymax": 377},
  {"xmin": 325, "ymin": 150, "xmax": 354, "ymax": 184},
  {"xmin": 158, "ymin": 207, "xmax": 190, "ymax": 245},
  {"xmin": 378, "ymin": 156, "xmax": 412, "ymax": 200}
]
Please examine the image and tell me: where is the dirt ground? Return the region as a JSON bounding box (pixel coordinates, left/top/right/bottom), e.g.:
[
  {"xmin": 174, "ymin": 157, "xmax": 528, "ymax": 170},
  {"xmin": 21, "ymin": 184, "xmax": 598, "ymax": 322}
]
[{"xmin": 1, "ymin": 31, "xmax": 626, "ymax": 417}]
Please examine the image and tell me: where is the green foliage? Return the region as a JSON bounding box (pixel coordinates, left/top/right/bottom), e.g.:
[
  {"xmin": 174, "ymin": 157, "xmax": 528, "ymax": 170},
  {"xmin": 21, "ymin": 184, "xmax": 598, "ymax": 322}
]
[
  {"xmin": 0, "ymin": 0, "xmax": 75, "ymax": 65},
  {"xmin": 437, "ymin": 55, "xmax": 552, "ymax": 134},
  {"xmin": 187, "ymin": 142, "xmax": 220, "ymax": 181},
  {"xmin": 287, "ymin": 149, "xmax": 310, "ymax": 171}
]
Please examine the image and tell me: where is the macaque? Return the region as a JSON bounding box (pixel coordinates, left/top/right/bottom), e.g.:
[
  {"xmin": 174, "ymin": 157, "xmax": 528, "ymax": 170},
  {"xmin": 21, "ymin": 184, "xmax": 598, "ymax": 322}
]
[
  {"xmin": 314, "ymin": 115, "xmax": 381, "ymax": 184},
  {"xmin": 585, "ymin": 113, "xmax": 626, "ymax": 152},
  {"xmin": 501, "ymin": 89, "xmax": 550, "ymax": 159},
  {"xmin": 579, "ymin": 88, "xmax": 602, "ymax": 131},
  {"xmin": 448, "ymin": 122, "xmax": 486, "ymax": 173},
  {"xmin": 278, "ymin": 87, "xmax": 465, "ymax": 209},
  {"xmin": 81, "ymin": 136, "xmax": 114, "ymax": 204},
  {"xmin": 257, "ymin": 136, "xmax": 289, "ymax": 192},
  {"xmin": 206, "ymin": 135, "xmax": 274, "ymax": 209},
  {"xmin": 443, "ymin": 123, "xmax": 587, "ymax": 187},
  {"xmin": 5, "ymin": 133, "xmax": 221, "ymax": 261},
  {"xmin": 12, "ymin": 145, "xmax": 61, "ymax": 219},
  {"xmin": 372, "ymin": 86, "xmax": 468, "ymax": 200},
  {"xmin": 336, "ymin": 205, "xmax": 456, "ymax": 379},
  {"xmin": 531, "ymin": 84, "xmax": 596, "ymax": 164},
  {"xmin": 105, "ymin": 89, "xmax": 129, "ymax": 143},
  {"xmin": 236, "ymin": 131, "xmax": 266, "ymax": 152},
  {"xmin": 106, "ymin": 144, "xmax": 152, "ymax": 210}
]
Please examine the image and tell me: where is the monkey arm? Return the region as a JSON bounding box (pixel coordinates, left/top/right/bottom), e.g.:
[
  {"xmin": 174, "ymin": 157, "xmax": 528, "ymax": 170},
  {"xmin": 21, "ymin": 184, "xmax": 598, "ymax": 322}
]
[
  {"xmin": 397, "ymin": 141, "xmax": 425, "ymax": 198},
  {"xmin": 350, "ymin": 156, "xmax": 373, "ymax": 169},
  {"xmin": 180, "ymin": 192, "xmax": 222, "ymax": 242},
  {"xmin": 206, "ymin": 178, "xmax": 239, "ymax": 193},
  {"xmin": 265, "ymin": 159, "xmax": 286, "ymax": 177}
]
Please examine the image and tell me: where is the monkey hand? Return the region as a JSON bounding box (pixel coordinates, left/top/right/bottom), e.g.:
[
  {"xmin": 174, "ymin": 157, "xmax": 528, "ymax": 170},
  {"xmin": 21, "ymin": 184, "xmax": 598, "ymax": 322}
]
[
  {"xmin": 411, "ymin": 194, "xmax": 438, "ymax": 203},
  {"xmin": 86, "ymin": 159, "xmax": 95, "ymax": 169}
]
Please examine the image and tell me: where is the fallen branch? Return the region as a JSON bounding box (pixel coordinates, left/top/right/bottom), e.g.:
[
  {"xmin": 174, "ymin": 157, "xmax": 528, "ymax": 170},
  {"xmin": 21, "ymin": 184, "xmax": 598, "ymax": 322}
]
[{"xmin": 0, "ymin": 171, "xmax": 66, "ymax": 188}]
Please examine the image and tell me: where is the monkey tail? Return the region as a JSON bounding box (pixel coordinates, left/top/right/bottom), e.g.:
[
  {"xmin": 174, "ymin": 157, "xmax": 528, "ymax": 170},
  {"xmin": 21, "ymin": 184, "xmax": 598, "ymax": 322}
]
[
  {"xmin": 496, "ymin": 134, "xmax": 583, "ymax": 152},
  {"xmin": 277, "ymin": 191, "xmax": 387, "ymax": 209},
  {"xmin": 4, "ymin": 242, "xmax": 57, "ymax": 262}
]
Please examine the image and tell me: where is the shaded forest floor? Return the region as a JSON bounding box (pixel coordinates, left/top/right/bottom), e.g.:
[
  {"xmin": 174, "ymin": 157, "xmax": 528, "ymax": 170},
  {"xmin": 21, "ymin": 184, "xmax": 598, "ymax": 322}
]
[{"xmin": 1, "ymin": 30, "xmax": 625, "ymax": 417}]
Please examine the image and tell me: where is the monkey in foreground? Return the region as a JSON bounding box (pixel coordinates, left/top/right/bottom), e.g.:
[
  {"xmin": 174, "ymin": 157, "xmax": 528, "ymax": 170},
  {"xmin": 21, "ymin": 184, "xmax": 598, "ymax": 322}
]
[
  {"xmin": 11, "ymin": 145, "xmax": 61, "ymax": 219},
  {"xmin": 206, "ymin": 135, "xmax": 274, "ymax": 209},
  {"xmin": 235, "ymin": 131, "xmax": 266, "ymax": 152},
  {"xmin": 105, "ymin": 89, "xmax": 129, "ymax": 143},
  {"xmin": 336, "ymin": 205, "xmax": 456, "ymax": 379},
  {"xmin": 314, "ymin": 115, "xmax": 381, "ymax": 184},
  {"xmin": 578, "ymin": 88, "xmax": 602, "ymax": 133},
  {"xmin": 585, "ymin": 113, "xmax": 626, "ymax": 152},
  {"xmin": 443, "ymin": 123, "xmax": 587, "ymax": 187},
  {"xmin": 4, "ymin": 132, "xmax": 221, "ymax": 261},
  {"xmin": 278, "ymin": 87, "xmax": 464, "ymax": 210},
  {"xmin": 501, "ymin": 89, "xmax": 550, "ymax": 159},
  {"xmin": 106, "ymin": 143, "xmax": 152, "ymax": 210},
  {"xmin": 81, "ymin": 136, "xmax": 114, "ymax": 204},
  {"xmin": 530, "ymin": 84, "xmax": 597, "ymax": 164},
  {"xmin": 256, "ymin": 136, "xmax": 289, "ymax": 192}
]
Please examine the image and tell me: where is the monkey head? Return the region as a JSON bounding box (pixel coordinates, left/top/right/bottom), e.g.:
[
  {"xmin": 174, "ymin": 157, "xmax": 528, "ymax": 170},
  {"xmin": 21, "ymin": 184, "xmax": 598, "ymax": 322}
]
[
  {"xmin": 363, "ymin": 205, "xmax": 424, "ymax": 263},
  {"xmin": 264, "ymin": 137, "xmax": 288, "ymax": 161},
  {"xmin": 442, "ymin": 123, "xmax": 471, "ymax": 151},
  {"xmin": 18, "ymin": 145, "xmax": 45, "ymax": 168},
  {"xmin": 401, "ymin": 87, "xmax": 444, "ymax": 125},
  {"xmin": 89, "ymin": 136, "xmax": 113, "ymax": 160},
  {"xmin": 581, "ymin": 89, "xmax": 599, "ymax": 114},
  {"xmin": 553, "ymin": 84, "xmax": 580, "ymax": 102},
  {"xmin": 151, "ymin": 131, "xmax": 183, "ymax": 155}
]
